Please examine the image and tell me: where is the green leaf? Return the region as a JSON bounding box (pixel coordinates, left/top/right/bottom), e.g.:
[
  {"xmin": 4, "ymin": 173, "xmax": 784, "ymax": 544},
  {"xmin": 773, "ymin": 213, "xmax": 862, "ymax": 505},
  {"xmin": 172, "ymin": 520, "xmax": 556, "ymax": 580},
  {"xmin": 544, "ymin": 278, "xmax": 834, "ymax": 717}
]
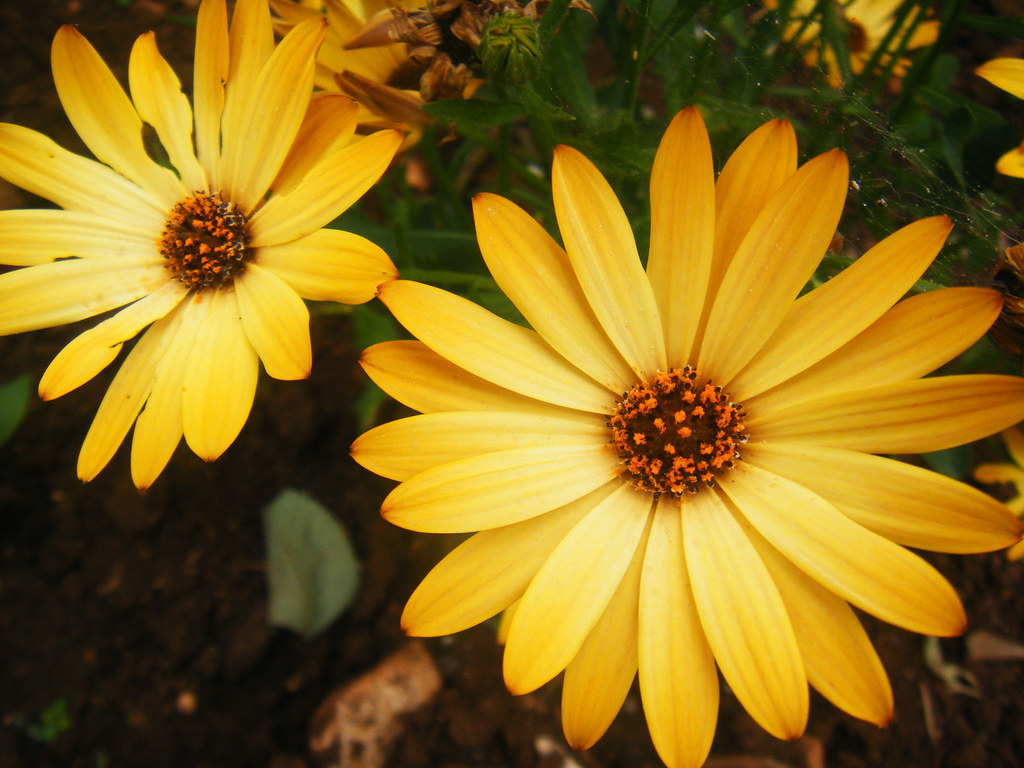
[
  {"xmin": 0, "ymin": 374, "xmax": 32, "ymax": 447},
  {"xmin": 421, "ymin": 99, "xmax": 526, "ymax": 130},
  {"xmin": 262, "ymin": 489, "xmax": 360, "ymax": 639},
  {"xmin": 962, "ymin": 14, "xmax": 1024, "ymax": 40}
]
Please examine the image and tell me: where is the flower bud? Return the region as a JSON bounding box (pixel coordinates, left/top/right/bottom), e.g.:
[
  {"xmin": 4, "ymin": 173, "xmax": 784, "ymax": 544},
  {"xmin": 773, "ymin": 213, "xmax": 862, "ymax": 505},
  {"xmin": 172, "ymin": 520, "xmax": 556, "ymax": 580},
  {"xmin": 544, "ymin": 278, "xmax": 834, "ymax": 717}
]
[{"xmin": 477, "ymin": 13, "xmax": 541, "ymax": 85}]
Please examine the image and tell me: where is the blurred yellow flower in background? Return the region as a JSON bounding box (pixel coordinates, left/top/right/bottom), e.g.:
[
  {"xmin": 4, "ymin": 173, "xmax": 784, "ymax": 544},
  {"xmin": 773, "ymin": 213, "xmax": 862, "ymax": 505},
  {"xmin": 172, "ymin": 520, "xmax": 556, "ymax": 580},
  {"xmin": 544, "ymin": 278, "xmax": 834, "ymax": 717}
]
[
  {"xmin": 769, "ymin": 0, "xmax": 939, "ymax": 88},
  {"xmin": 0, "ymin": 0, "xmax": 402, "ymax": 489},
  {"xmin": 351, "ymin": 107, "xmax": 1024, "ymax": 767},
  {"xmin": 976, "ymin": 58, "xmax": 1024, "ymax": 178},
  {"xmin": 974, "ymin": 426, "xmax": 1024, "ymax": 560}
]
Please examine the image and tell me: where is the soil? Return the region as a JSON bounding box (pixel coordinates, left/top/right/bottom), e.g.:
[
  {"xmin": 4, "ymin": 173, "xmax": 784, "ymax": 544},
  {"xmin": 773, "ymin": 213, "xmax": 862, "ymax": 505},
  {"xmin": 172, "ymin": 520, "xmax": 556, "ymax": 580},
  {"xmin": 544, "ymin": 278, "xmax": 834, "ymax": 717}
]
[{"xmin": 2, "ymin": 2, "xmax": 1024, "ymax": 768}]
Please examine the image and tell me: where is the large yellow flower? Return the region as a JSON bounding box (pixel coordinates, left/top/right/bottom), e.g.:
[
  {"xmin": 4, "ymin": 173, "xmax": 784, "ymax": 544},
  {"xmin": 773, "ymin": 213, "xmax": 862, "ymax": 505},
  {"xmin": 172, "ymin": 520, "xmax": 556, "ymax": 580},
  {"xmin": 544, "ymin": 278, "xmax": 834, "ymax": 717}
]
[
  {"xmin": 975, "ymin": 58, "xmax": 1024, "ymax": 178},
  {"xmin": 769, "ymin": 0, "xmax": 939, "ymax": 88},
  {"xmin": 351, "ymin": 108, "xmax": 1024, "ymax": 767},
  {"xmin": 0, "ymin": 0, "xmax": 402, "ymax": 489}
]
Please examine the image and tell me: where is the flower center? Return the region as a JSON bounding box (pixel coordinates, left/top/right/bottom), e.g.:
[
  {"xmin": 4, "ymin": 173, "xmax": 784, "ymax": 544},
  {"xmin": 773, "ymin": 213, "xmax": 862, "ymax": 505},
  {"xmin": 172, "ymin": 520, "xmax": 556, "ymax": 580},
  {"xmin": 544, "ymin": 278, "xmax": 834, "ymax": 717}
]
[
  {"xmin": 159, "ymin": 192, "xmax": 251, "ymax": 291},
  {"xmin": 609, "ymin": 368, "xmax": 748, "ymax": 497}
]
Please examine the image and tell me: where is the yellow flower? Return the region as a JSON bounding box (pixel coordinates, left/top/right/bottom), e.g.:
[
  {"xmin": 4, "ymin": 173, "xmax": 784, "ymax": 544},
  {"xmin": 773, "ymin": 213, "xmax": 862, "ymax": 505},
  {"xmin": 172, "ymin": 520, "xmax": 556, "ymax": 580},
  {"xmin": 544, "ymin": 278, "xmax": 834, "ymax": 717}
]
[
  {"xmin": 974, "ymin": 426, "xmax": 1024, "ymax": 560},
  {"xmin": 270, "ymin": 0, "xmax": 430, "ymax": 138},
  {"xmin": 976, "ymin": 58, "xmax": 1024, "ymax": 178},
  {"xmin": 351, "ymin": 108, "xmax": 1024, "ymax": 767},
  {"xmin": 768, "ymin": 0, "xmax": 939, "ymax": 88},
  {"xmin": 0, "ymin": 0, "xmax": 402, "ymax": 489}
]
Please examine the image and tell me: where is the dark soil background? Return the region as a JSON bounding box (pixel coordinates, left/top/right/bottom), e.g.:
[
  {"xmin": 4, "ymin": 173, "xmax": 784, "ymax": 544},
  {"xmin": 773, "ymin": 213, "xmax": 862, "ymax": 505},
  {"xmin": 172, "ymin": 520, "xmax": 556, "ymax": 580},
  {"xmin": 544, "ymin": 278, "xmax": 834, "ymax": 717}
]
[{"xmin": 2, "ymin": 2, "xmax": 1024, "ymax": 767}]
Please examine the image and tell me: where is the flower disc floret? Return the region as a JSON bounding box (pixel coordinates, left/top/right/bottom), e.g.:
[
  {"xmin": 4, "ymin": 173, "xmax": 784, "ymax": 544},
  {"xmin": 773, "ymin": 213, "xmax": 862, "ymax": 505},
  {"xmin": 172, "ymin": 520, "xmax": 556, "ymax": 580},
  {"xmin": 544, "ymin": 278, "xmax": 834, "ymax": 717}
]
[
  {"xmin": 610, "ymin": 368, "xmax": 747, "ymax": 496},
  {"xmin": 159, "ymin": 192, "xmax": 251, "ymax": 290}
]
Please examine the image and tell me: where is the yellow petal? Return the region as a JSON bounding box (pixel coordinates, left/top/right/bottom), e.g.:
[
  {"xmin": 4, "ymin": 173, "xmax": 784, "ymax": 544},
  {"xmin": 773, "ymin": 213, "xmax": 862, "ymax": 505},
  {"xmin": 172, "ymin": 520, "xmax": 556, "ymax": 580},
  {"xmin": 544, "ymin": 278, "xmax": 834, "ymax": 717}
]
[
  {"xmin": 552, "ymin": 145, "xmax": 667, "ymax": 379},
  {"xmin": 562, "ymin": 515, "xmax": 648, "ymax": 750},
  {"xmin": 1004, "ymin": 426, "xmax": 1024, "ymax": 468},
  {"xmin": 249, "ymin": 129, "xmax": 402, "ymax": 245},
  {"xmin": 222, "ymin": 16, "xmax": 326, "ymax": 211},
  {"xmin": 128, "ymin": 31, "xmax": 207, "ymax": 192},
  {"xmin": 748, "ymin": 530, "xmax": 894, "ymax": 726},
  {"xmin": 402, "ymin": 486, "xmax": 611, "ymax": 636},
  {"xmin": 748, "ymin": 287, "xmax": 1004, "ymax": 416},
  {"xmin": 0, "ymin": 259, "xmax": 168, "ymax": 335},
  {"xmin": 0, "ymin": 123, "xmax": 166, "ymax": 226},
  {"xmin": 747, "ymin": 442, "xmax": 1024, "ymax": 554},
  {"xmin": 753, "ymin": 375, "xmax": 1024, "ymax": 454},
  {"xmin": 377, "ymin": 280, "xmax": 618, "ymax": 413},
  {"xmin": 272, "ymin": 94, "xmax": 359, "ymax": 196},
  {"xmin": 234, "ymin": 263, "xmax": 311, "ymax": 380},
  {"xmin": 77, "ymin": 307, "xmax": 185, "ymax": 482},
  {"xmin": 700, "ymin": 149, "xmax": 848, "ymax": 386},
  {"xmin": 193, "ymin": 0, "xmax": 229, "ymax": 180},
  {"xmin": 731, "ymin": 216, "xmax": 953, "ymax": 399},
  {"xmin": 647, "ymin": 107, "xmax": 715, "ymax": 368},
  {"xmin": 0, "ymin": 209, "xmax": 157, "ymax": 266},
  {"xmin": 638, "ymin": 497, "xmax": 718, "ymax": 768},
  {"xmin": 351, "ymin": 410, "xmax": 606, "ymax": 481},
  {"xmin": 503, "ymin": 483, "xmax": 653, "ymax": 694},
  {"xmin": 720, "ymin": 461, "xmax": 966, "ymax": 637},
  {"xmin": 256, "ymin": 228, "xmax": 396, "ymax": 303},
  {"xmin": 359, "ymin": 340, "xmax": 575, "ymax": 417},
  {"xmin": 976, "ymin": 58, "xmax": 1024, "ymax": 100},
  {"xmin": 50, "ymin": 26, "xmax": 183, "ymax": 207},
  {"xmin": 39, "ymin": 281, "xmax": 187, "ymax": 400},
  {"xmin": 381, "ymin": 444, "xmax": 621, "ymax": 533},
  {"xmin": 181, "ymin": 289, "xmax": 259, "ymax": 461},
  {"xmin": 995, "ymin": 144, "xmax": 1024, "ymax": 178},
  {"xmin": 682, "ymin": 488, "xmax": 808, "ymax": 740},
  {"xmin": 473, "ymin": 193, "xmax": 633, "ymax": 393}
]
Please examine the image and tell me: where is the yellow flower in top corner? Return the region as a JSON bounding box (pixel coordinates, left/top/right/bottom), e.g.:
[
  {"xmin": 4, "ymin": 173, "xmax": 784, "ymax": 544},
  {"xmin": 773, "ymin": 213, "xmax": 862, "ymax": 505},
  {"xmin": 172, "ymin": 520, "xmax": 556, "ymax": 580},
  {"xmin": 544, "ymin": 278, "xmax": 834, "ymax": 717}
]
[
  {"xmin": 350, "ymin": 108, "xmax": 1024, "ymax": 767},
  {"xmin": 768, "ymin": 0, "xmax": 939, "ymax": 88},
  {"xmin": 976, "ymin": 58, "xmax": 1024, "ymax": 178},
  {"xmin": 270, "ymin": 0, "xmax": 431, "ymax": 140},
  {"xmin": 0, "ymin": 0, "xmax": 402, "ymax": 489},
  {"xmin": 974, "ymin": 426, "xmax": 1024, "ymax": 560}
]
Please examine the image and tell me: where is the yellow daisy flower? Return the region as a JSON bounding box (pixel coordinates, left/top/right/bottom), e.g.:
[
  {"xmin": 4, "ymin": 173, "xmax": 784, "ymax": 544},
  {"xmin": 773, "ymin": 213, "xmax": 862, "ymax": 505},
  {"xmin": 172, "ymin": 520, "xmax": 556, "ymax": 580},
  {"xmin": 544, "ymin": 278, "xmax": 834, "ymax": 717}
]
[
  {"xmin": 351, "ymin": 108, "xmax": 1024, "ymax": 767},
  {"xmin": 974, "ymin": 426, "xmax": 1024, "ymax": 560},
  {"xmin": 0, "ymin": 0, "xmax": 402, "ymax": 489},
  {"xmin": 975, "ymin": 58, "xmax": 1024, "ymax": 178},
  {"xmin": 769, "ymin": 0, "xmax": 939, "ymax": 88}
]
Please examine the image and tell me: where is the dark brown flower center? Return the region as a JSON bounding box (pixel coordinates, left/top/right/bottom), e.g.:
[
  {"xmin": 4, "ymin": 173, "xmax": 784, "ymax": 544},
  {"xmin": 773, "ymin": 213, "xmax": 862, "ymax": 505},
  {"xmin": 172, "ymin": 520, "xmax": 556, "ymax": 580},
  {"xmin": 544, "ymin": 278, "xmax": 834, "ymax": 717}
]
[
  {"xmin": 609, "ymin": 368, "xmax": 748, "ymax": 497},
  {"xmin": 159, "ymin": 192, "xmax": 251, "ymax": 290}
]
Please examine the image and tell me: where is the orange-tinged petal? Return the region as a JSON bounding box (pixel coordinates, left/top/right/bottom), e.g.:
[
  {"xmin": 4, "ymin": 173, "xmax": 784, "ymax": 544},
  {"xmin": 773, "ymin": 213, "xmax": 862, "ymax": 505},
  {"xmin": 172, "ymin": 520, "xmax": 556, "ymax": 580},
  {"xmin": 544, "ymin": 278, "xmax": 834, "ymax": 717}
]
[
  {"xmin": 51, "ymin": 26, "xmax": 183, "ymax": 207},
  {"xmin": 0, "ymin": 123, "xmax": 166, "ymax": 226},
  {"xmin": 720, "ymin": 461, "xmax": 967, "ymax": 637},
  {"xmin": 503, "ymin": 483, "xmax": 653, "ymax": 694},
  {"xmin": 752, "ymin": 375, "xmax": 1024, "ymax": 454},
  {"xmin": 39, "ymin": 281, "xmax": 188, "ymax": 400},
  {"xmin": 0, "ymin": 259, "xmax": 167, "ymax": 335},
  {"xmin": 562, "ymin": 514, "xmax": 648, "ymax": 750},
  {"xmin": 749, "ymin": 530, "xmax": 894, "ymax": 726},
  {"xmin": 256, "ymin": 228, "xmax": 397, "ymax": 303},
  {"xmin": 272, "ymin": 94, "xmax": 359, "ymax": 196},
  {"xmin": 249, "ymin": 129, "xmax": 401, "ymax": 246},
  {"xmin": 552, "ymin": 145, "xmax": 667, "ymax": 379},
  {"xmin": 128, "ymin": 31, "xmax": 207, "ymax": 192},
  {"xmin": 351, "ymin": 410, "xmax": 605, "ymax": 481},
  {"xmin": 647, "ymin": 107, "xmax": 715, "ymax": 369},
  {"xmin": 473, "ymin": 193, "xmax": 633, "ymax": 393},
  {"xmin": 731, "ymin": 216, "xmax": 952, "ymax": 399},
  {"xmin": 976, "ymin": 58, "xmax": 1024, "ymax": 100},
  {"xmin": 0, "ymin": 209, "xmax": 156, "ymax": 266},
  {"xmin": 1004, "ymin": 426, "xmax": 1024, "ymax": 468},
  {"xmin": 638, "ymin": 497, "xmax": 718, "ymax": 768},
  {"xmin": 700, "ymin": 149, "xmax": 848, "ymax": 386},
  {"xmin": 682, "ymin": 487, "xmax": 808, "ymax": 740},
  {"xmin": 381, "ymin": 444, "xmax": 621, "ymax": 533},
  {"xmin": 235, "ymin": 263, "xmax": 311, "ymax": 380},
  {"xmin": 193, "ymin": 0, "xmax": 229, "ymax": 180},
  {"xmin": 995, "ymin": 144, "xmax": 1024, "ymax": 179},
  {"xmin": 377, "ymin": 280, "xmax": 618, "ymax": 413},
  {"xmin": 401, "ymin": 486, "xmax": 610, "ymax": 636},
  {"xmin": 359, "ymin": 340, "xmax": 575, "ymax": 417},
  {"xmin": 181, "ymin": 289, "xmax": 259, "ymax": 461},
  {"xmin": 748, "ymin": 287, "xmax": 1003, "ymax": 416},
  {"xmin": 745, "ymin": 442, "xmax": 1023, "ymax": 554}
]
